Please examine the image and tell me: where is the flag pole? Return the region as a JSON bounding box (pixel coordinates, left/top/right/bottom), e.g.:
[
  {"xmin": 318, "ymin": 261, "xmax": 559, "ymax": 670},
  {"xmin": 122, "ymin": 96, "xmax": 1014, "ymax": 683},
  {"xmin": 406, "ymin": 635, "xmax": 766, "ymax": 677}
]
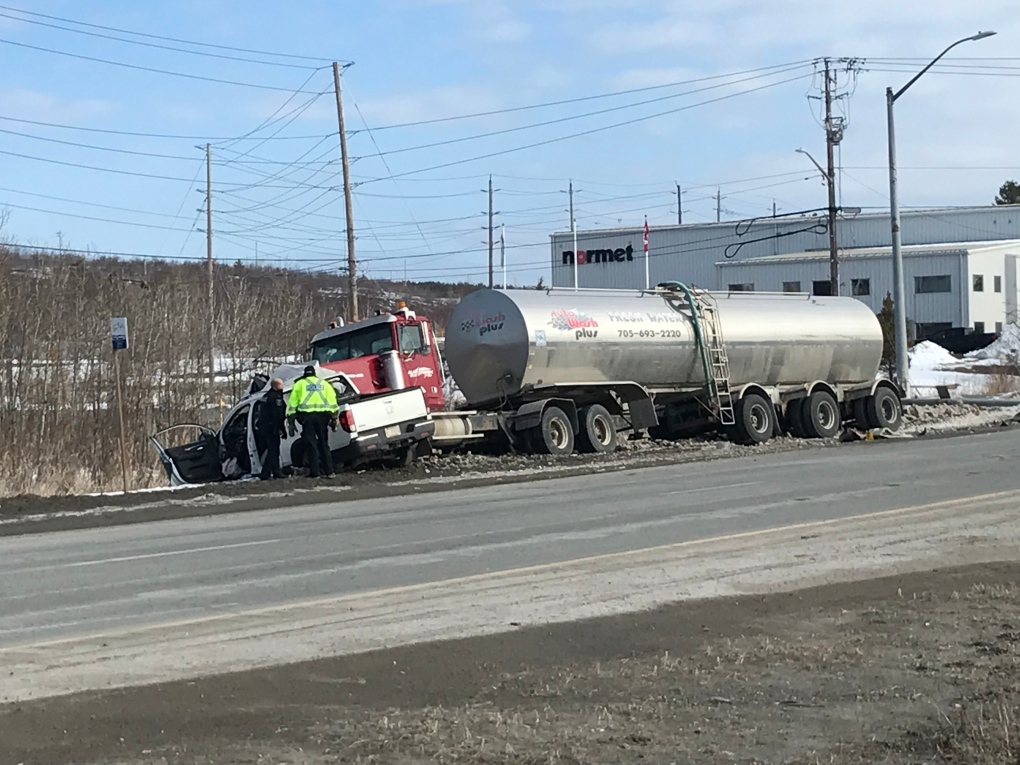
[
  {"xmin": 643, "ymin": 216, "xmax": 650, "ymax": 290},
  {"xmin": 500, "ymin": 223, "xmax": 506, "ymax": 289}
]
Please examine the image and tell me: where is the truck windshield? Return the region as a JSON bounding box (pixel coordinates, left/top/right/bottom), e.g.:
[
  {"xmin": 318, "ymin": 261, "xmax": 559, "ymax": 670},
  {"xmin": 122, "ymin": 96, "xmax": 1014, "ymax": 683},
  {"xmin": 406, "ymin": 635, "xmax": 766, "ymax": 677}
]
[
  {"xmin": 312, "ymin": 323, "xmax": 393, "ymax": 363},
  {"xmin": 398, "ymin": 324, "xmax": 426, "ymax": 353}
]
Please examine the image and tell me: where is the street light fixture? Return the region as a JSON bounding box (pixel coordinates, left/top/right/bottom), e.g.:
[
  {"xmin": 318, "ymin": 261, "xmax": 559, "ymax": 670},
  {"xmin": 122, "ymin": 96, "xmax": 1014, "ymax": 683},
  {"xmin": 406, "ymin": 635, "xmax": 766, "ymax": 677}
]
[
  {"xmin": 796, "ymin": 148, "xmax": 827, "ymax": 184},
  {"xmin": 797, "ymin": 147, "xmax": 839, "ymax": 294},
  {"xmin": 886, "ymin": 30, "xmax": 996, "ymax": 395}
]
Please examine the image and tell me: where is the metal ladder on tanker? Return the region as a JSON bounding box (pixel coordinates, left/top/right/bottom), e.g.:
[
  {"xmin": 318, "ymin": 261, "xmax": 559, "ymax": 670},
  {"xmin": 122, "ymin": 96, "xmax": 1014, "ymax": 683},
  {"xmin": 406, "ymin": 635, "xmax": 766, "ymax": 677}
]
[{"xmin": 694, "ymin": 299, "xmax": 736, "ymax": 427}]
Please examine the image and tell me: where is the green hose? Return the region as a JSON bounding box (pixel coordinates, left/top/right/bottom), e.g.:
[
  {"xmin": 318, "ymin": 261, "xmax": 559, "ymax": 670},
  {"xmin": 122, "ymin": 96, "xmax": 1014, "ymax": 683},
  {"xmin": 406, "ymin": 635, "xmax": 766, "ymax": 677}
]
[{"xmin": 657, "ymin": 281, "xmax": 716, "ymax": 399}]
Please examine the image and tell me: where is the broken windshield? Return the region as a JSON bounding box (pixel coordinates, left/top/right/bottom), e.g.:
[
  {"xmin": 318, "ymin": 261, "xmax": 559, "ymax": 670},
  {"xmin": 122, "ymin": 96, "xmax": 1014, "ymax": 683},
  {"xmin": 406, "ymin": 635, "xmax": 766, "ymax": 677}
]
[{"xmin": 312, "ymin": 323, "xmax": 393, "ymax": 364}]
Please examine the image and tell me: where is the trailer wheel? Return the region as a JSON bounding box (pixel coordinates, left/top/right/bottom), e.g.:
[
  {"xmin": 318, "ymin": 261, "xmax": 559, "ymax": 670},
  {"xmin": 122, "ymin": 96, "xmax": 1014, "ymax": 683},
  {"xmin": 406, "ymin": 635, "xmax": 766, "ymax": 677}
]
[
  {"xmin": 734, "ymin": 393, "xmax": 775, "ymax": 445},
  {"xmin": 785, "ymin": 398, "xmax": 809, "ymax": 438},
  {"xmin": 535, "ymin": 406, "xmax": 574, "ymax": 456},
  {"xmin": 852, "ymin": 396, "xmax": 874, "ymax": 430},
  {"xmin": 866, "ymin": 387, "xmax": 902, "ymax": 431},
  {"xmin": 803, "ymin": 390, "xmax": 841, "ymax": 439},
  {"xmin": 577, "ymin": 404, "xmax": 618, "ymax": 453}
]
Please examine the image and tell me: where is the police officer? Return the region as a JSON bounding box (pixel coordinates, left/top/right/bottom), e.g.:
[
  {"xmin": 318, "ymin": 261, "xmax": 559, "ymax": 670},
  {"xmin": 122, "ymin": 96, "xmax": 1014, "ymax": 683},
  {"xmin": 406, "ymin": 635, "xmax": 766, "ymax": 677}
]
[
  {"xmin": 286, "ymin": 365, "xmax": 339, "ymax": 478},
  {"xmin": 258, "ymin": 378, "xmax": 287, "ymax": 480}
]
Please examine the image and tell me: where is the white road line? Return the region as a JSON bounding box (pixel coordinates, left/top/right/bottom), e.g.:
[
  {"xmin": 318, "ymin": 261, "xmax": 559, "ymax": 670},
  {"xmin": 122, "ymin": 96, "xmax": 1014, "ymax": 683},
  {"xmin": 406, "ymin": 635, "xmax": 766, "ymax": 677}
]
[
  {"xmin": 665, "ymin": 480, "xmax": 757, "ymax": 496},
  {"xmin": 63, "ymin": 538, "xmax": 282, "ymax": 569}
]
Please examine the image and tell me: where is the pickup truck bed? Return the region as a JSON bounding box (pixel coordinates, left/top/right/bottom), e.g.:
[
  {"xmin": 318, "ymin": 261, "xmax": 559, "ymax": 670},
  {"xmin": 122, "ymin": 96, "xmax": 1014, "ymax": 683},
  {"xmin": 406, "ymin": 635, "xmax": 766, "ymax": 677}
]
[{"xmin": 335, "ymin": 387, "xmax": 435, "ymax": 466}]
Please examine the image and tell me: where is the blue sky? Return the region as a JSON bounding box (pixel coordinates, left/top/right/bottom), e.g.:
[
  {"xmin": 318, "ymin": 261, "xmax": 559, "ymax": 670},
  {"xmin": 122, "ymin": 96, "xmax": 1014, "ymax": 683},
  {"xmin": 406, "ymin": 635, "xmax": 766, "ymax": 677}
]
[{"xmin": 0, "ymin": 0, "xmax": 1017, "ymax": 285}]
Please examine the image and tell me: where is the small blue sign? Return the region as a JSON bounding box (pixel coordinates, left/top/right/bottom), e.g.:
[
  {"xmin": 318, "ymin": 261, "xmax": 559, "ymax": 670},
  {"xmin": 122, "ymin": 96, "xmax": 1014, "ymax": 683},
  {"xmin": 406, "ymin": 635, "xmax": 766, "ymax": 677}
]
[{"xmin": 111, "ymin": 317, "xmax": 129, "ymax": 351}]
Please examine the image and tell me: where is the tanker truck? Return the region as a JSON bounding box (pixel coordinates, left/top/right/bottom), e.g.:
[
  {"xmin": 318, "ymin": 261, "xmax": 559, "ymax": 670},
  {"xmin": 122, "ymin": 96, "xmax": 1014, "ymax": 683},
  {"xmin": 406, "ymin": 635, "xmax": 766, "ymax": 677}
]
[
  {"xmin": 310, "ymin": 283, "xmax": 902, "ymax": 455},
  {"xmin": 439, "ymin": 282, "xmax": 902, "ymax": 453}
]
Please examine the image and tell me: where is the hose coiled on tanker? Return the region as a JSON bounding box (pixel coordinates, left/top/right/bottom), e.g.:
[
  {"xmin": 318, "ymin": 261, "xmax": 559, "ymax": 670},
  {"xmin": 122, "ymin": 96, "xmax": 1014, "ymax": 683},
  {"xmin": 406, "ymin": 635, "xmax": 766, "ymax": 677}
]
[{"xmin": 657, "ymin": 281, "xmax": 717, "ymax": 400}]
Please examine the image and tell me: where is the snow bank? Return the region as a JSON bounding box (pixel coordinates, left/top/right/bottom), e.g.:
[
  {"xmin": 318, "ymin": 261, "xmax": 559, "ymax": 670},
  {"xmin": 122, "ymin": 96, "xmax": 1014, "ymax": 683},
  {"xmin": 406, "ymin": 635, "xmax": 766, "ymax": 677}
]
[
  {"xmin": 910, "ymin": 340, "xmax": 957, "ymax": 369},
  {"xmin": 967, "ymin": 323, "xmax": 1020, "ymax": 362},
  {"xmin": 909, "ymin": 340, "xmax": 994, "ymax": 395}
]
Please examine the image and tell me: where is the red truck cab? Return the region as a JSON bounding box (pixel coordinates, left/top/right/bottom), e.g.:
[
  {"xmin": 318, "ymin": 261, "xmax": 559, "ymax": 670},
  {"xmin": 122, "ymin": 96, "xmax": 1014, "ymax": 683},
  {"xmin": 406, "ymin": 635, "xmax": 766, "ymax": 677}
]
[{"xmin": 309, "ymin": 303, "xmax": 446, "ymax": 412}]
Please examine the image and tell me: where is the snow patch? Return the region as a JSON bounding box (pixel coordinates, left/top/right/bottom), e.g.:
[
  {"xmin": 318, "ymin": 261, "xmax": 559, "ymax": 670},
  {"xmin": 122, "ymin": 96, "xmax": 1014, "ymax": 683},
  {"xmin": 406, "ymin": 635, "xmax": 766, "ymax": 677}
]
[{"xmin": 967, "ymin": 323, "xmax": 1020, "ymax": 363}]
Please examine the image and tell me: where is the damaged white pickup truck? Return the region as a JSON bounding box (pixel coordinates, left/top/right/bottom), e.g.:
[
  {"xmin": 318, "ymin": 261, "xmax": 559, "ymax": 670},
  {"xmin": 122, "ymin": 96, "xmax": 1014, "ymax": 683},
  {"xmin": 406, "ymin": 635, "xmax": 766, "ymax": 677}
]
[{"xmin": 151, "ymin": 364, "xmax": 434, "ymax": 486}]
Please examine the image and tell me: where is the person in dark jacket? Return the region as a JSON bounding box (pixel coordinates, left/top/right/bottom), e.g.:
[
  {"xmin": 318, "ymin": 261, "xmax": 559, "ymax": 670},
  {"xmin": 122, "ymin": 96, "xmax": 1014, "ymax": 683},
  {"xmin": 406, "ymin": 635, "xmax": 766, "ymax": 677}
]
[{"xmin": 258, "ymin": 378, "xmax": 287, "ymax": 480}]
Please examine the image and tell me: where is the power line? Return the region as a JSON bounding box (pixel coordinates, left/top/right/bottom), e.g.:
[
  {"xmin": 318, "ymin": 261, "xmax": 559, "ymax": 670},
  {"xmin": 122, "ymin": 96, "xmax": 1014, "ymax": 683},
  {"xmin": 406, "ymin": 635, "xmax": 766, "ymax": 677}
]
[
  {"xmin": 350, "ymin": 88, "xmax": 435, "ymax": 256},
  {"xmin": 356, "ymin": 72, "xmax": 812, "ymax": 185},
  {"xmin": 368, "ymin": 63, "xmax": 811, "ymax": 158},
  {"xmin": 366, "ymin": 60, "xmax": 813, "ymax": 131},
  {"xmin": 0, "ymin": 114, "xmax": 328, "ymax": 142},
  {"xmin": 0, "ymin": 8, "xmax": 325, "ymax": 69},
  {"xmin": 0, "ymin": 37, "xmax": 328, "ymax": 92},
  {"xmin": 0, "ymin": 4, "xmax": 336, "ymax": 63}
]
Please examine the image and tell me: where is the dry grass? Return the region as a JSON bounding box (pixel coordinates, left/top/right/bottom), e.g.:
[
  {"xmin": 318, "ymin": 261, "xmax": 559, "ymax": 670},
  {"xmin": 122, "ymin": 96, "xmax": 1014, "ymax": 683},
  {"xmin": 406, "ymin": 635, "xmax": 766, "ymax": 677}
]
[{"xmin": 980, "ymin": 369, "xmax": 1020, "ymax": 396}]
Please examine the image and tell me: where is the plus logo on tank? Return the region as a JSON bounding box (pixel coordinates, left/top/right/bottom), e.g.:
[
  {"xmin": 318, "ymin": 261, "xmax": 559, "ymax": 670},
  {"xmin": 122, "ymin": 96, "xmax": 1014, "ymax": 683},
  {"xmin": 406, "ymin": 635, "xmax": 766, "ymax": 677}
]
[
  {"xmin": 549, "ymin": 309, "xmax": 599, "ymax": 340},
  {"xmin": 460, "ymin": 310, "xmax": 505, "ymax": 337}
]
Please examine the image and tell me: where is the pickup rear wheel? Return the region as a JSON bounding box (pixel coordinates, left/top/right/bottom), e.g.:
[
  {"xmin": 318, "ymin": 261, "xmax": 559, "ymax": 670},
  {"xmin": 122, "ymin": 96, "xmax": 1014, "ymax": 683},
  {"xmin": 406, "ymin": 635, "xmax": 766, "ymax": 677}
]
[
  {"xmin": 577, "ymin": 404, "xmax": 617, "ymax": 453},
  {"xmin": 385, "ymin": 444, "xmax": 416, "ymax": 469},
  {"xmin": 803, "ymin": 390, "xmax": 841, "ymax": 439},
  {"xmin": 534, "ymin": 406, "xmax": 574, "ymax": 456}
]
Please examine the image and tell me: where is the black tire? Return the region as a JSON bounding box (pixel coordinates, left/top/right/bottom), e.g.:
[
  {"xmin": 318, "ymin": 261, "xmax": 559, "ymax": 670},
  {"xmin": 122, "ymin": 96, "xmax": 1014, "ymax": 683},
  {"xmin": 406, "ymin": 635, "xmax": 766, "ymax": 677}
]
[
  {"xmin": 384, "ymin": 444, "xmax": 416, "ymax": 469},
  {"xmin": 577, "ymin": 404, "xmax": 618, "ymax": 453},
  {"xmin": 852, "ymin": 396, "xmax": 875, "ymax": 430},
  {"xmin": 289, "ymin": 440, "xmax": 308, "ymax": 469},
  {"xmin": 803, "ymin": 390, "xmax": 841, "ymax": 439},
  {"xmin": 734, "ymin": 393, "xmax": 775, "ymax": 445},
  {"xmin": 866, "ymin": 387, "xmax": 902, "ymax": 431},
  {"xmin": 535, "ymin": 406, "xmax": 574, "ymax": 456},
  {"xmin": 785, "ymin": 398, "xmax": 808, "ymax": 438}
]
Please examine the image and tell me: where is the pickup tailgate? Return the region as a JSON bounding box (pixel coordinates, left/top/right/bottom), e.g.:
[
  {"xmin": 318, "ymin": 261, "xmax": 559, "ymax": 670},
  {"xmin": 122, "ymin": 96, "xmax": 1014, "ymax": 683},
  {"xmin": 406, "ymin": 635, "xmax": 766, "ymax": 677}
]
[{"xmin": 348, "ymin": 387, "xmax": 429, "ymax": 432}]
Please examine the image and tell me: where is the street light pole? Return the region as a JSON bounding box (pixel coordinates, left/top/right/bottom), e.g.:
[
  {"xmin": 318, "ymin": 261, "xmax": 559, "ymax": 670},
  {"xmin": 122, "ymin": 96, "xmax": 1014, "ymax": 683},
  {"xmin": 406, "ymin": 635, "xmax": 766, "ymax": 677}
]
[{"xmin": 886, "ymin": 31, "xmax": 996, "ymax": 395}]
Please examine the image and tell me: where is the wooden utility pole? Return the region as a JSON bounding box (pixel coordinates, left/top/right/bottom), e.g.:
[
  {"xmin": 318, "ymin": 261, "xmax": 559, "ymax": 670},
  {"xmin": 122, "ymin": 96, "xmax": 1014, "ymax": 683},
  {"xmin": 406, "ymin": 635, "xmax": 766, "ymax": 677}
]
[
  {"xmin": 716, "ymin": 188, "xmax": 721, "ymax": 223},
  {"xmin": 205, "ymin": 143, "xmax": 215, "ymax": 387},
  {"xmin": 333, "ymin": 61, "xmax": 358, "ymax": 321},
  {"xmin": 824, "ymin": 58, "xmax": 840, "ymax": 296},
  {"xmin": 676, "ymin": 182, "xmax": 682, "ymax": 225}
]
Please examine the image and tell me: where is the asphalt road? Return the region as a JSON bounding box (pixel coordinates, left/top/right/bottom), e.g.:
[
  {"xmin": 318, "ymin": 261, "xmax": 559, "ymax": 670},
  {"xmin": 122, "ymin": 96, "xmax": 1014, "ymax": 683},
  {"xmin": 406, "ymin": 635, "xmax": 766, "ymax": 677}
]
[{"xmin": 1, "ymin": 430, "xmax": 1016, "ymax": 651}]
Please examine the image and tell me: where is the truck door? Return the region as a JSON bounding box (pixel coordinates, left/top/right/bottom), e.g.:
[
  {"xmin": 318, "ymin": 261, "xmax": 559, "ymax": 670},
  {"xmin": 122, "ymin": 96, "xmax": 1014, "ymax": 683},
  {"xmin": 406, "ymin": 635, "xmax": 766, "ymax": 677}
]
[{"xmin": 397, "ymin": 322, "xmax": 444, "ymax": 410}]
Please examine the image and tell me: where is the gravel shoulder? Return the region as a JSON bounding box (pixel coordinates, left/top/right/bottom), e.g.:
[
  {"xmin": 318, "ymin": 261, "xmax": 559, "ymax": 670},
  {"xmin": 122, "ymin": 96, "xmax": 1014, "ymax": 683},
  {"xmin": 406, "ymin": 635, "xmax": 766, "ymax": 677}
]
[
  {"xmin": 4, "ymin": 560, "xmax": 1020, "ymax": 765},
  {"xmin": 3, "ymin": 401, "xmax": 1018, "ymax": 537}
]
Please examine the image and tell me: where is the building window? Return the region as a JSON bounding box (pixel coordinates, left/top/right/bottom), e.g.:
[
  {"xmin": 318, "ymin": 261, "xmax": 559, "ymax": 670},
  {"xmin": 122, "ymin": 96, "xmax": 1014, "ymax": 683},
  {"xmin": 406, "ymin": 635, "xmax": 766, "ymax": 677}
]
[
  {"xmin": 995, "ymin": 275, "xmax": 1003, "ymax": 293},
  {"xmin": 782, "ymin": 281, "xmax": 801, "ymax": 293},
  {"xmin": 812, "ymin": 280, "xmax": 832, "ymax": 296},
  {"xmin": 915, "ymin": 275, "xmax": 951, "ymax": 294},
  {"xmin": 973, "ymin": 274, "xmax": 984, "ymax": 292},
  {"xmin": 996, "ymin": 322, "xmax": 1004, "ymax": 333},
  {"xmin": 975, "ymin": 321, "xmax": 985, "ymax": 333},
  {"xmin": 851, "ymin": 278, "xmax": 871, "ymax": 296},
  {"xmin": 728, "ymin": 283, "xmax": 754, "ymax": 292}
]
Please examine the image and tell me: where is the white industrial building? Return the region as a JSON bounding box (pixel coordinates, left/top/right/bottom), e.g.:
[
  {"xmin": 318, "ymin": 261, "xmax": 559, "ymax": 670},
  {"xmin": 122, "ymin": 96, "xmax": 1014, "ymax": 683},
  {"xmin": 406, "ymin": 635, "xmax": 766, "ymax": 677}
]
[
  {"xmin": 549, "ymin": 205, "xmax": 1020, "ymax": 336},
  {"xmin": 716, "ymin": 241, "xmax": 1020, "ymax": 339}
]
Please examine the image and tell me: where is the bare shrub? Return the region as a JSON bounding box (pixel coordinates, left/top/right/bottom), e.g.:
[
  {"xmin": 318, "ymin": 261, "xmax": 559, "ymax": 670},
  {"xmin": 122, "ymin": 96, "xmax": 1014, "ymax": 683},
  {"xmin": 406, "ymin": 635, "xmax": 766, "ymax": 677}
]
[{"xmin": 0, "ymin": 245, "xmax": 477, "ymax": 497}]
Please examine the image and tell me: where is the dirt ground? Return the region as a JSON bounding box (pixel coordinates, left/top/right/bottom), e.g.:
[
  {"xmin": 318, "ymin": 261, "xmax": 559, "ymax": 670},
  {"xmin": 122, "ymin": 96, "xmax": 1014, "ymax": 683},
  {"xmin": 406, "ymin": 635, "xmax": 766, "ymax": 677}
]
[
  {"xmin": 4, "ymin": 410, "xmax": 1019, "ymax": 537},
  {"xmin": 3, "ymin": 561, "xmax": 1019, "ymax": 765}
]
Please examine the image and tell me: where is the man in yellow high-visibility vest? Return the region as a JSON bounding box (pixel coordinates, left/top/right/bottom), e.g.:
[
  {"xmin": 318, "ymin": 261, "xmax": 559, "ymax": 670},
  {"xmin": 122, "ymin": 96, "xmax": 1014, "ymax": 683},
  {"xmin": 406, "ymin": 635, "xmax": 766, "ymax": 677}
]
[{"xmin": 286, "ymin": 365, "xmax": 339, "ymax": 478}]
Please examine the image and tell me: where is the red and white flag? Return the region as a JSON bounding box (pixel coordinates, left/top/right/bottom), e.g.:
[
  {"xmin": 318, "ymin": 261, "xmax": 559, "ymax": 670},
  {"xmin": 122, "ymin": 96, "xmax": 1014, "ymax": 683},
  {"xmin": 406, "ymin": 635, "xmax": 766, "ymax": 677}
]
[{"xmin": 643, "ymin": 216, "xmax": 649, "ymax": 254}]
